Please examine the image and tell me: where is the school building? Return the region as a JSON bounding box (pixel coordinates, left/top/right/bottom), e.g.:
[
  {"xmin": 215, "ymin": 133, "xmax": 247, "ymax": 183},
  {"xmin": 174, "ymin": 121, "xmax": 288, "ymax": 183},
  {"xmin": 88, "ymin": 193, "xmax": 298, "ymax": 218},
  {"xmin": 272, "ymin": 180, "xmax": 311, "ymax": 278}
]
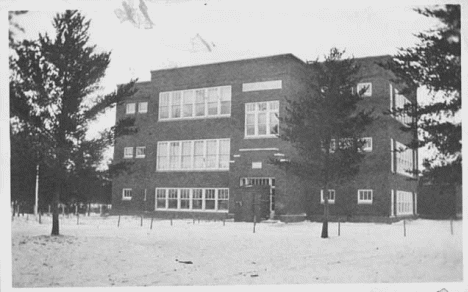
[{"xmin": 111, "ymin": 54, "xmax": 419, "ymax": 222}]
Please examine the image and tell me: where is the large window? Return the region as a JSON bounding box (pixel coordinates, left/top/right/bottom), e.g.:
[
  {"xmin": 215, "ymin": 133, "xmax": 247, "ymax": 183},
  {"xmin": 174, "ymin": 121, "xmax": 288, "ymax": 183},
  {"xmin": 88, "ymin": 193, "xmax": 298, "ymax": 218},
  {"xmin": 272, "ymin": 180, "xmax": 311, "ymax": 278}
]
[
  {"xmin": 136, "ymin": 146, "xmax": 146, "ymax": 158},
  {"xmin": 155, "ymin": 188, "xmax": 229, "ymax": 212},
  {"xmin": 124, "ymin": 147, "xmax": 133, "ymax": 158},
  {"xmin": 320, "ymin": 189, "xmax": 335, "ymax": 204},
  {"xmin": 126, "ymin": 103, "xmax": 136, "ymax": 114},
  {"xmin": 394, "ymin": 140, "xmax": 415, "ymax": 177},
  {"xmin": 390, "ymin": 87, "xmax": 412, "ymax": 126},
  {"xmin": 157, "ymin": 139, "xmax": 230, "ymax": 171},
  {"xmin": 159, "ymin": 86, "xmax": 231, "ymax": 120},
  {"xmin": 245, "ymin": 101, "xmax": 279, "ymax": 138},
  {"xmin": 358, "ymin": 189, "xmax": 373, "ymax": 204},
  {"xmin": 396, "ymin": 190, "xmax": 413, "ymax": 216}
]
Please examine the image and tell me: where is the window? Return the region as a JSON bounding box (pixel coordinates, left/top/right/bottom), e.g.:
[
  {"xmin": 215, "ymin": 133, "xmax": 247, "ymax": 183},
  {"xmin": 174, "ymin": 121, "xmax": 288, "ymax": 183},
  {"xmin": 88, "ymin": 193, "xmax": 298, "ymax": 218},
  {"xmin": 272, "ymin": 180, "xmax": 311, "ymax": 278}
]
[
  {"xmin": 122, "ymin": 188, "xmax": 132, "ymax": 200},
  {"xmin": 124, "ymin": 147, "xmax": 133, "ymax": 158},
  {"xmin": 205, "ymin": 189, "xmax": 216, "ymax": 210},
  {"xmin": 245, "ymin": 101, "xmax": 279, "ymax": 138},
  {"xmin": 156, "ymin": 189, "xmax": 166, "ymax": 208},
  {"xmin": 394, "ymin": 89, "xmax": 412, "ymax": 126},
  {"xmin": 136, "ymin": 146, "xmax": 146, "ymax": 158},
  {"xmin": 360, "ymin": 137, "xmax": 373, "ymax": 152},
  {"xmin": 155, "ymin": 188, "xmax": 229, "ymax": 212},
  {"xmin": 157, "ymin": 139, "xmax": 230, "ymax": 171},
  {"xmin": 395, "ymin": 141, "xmax": 415, "ymax": 177},
  {"xmin": 138, "ymin": 102, "xmax": 148, "ymax": 113},
  {"xmin": 180, "ymin": 189, "xmax": 190, "ymax": 209},
  {"xmin": 126, "ymin": 103, "xmax": 136, "ymax": 114},
  {"xmin": 358, "ymin": 189, "xmax": 373, "ymax": 204},
  {"xmin": 159, "ymin": 86, "xmax": 231, "ymax": 120},
  {"xmin": 240, "ymin": 178, "xmax": 273, "ymax": 186},
  {"xmin": 192, "ymin": 189, "xmax": 203, "ymax": 209},
  {"xmin": 357, "ymin": 83, "xmax": 372, "ymax": 97},
  {"xmin": 168, "ymin": 189, "xmax": 178, "ymax": 209},
  {"xmin": 396, "ymin": 190, "xmax": 413, "ymax": 216},
  {"xmin": 242, "ymin": 80, "xmax": 282, "ymax": 92},
  {"xmin": 321, "ymin": 189, "xmax": 335, "ymax": 204},
  {"xmin": 218, "ymin": 189, "xmax": 229, "ymax": 210}
]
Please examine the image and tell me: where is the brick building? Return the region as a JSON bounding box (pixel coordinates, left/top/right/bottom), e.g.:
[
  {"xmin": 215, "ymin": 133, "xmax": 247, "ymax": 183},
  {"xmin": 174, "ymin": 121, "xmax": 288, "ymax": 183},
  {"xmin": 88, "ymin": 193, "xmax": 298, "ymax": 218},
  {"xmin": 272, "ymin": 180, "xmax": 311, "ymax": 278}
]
[{"xmin": 111, "ymin": 54, "xmax": 419, "ymax": 222}]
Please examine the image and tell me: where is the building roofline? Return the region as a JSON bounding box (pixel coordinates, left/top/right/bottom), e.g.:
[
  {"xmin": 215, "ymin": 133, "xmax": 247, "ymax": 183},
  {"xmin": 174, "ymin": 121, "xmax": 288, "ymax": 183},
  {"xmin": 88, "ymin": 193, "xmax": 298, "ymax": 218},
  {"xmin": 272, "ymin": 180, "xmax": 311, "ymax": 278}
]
[{"xmin": 150, "ymin": 53, "xmax": 307, "ymax": 75}]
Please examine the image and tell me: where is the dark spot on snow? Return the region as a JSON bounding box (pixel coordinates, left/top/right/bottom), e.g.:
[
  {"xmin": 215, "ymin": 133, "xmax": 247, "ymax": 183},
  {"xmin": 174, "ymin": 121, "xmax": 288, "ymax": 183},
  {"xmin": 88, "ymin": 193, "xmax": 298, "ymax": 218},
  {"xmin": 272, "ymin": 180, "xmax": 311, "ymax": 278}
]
[
  {"xmin": 251, "ymin": 274, "xmax": 258, "ymax": 277},
  {"xmin": 176, "ymin": 259, "xmax": 193, "ymax": 264}
]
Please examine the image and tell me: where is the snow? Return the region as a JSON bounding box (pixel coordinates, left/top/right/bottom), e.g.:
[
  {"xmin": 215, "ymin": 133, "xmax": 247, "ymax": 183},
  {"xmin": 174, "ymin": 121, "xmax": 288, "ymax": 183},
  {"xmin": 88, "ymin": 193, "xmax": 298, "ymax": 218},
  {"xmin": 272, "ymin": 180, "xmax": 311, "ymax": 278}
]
[{"xmin": 10, "ymin": 214, "xmax": 463, "ymax": 289}]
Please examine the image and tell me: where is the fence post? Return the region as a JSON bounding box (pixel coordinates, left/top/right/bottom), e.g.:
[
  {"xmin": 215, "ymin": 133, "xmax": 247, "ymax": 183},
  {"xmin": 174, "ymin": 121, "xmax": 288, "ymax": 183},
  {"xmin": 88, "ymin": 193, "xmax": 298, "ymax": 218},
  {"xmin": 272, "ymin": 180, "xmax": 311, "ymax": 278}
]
[
  {"xmin": 118, "ymin": 215, "xmax": 121, "ymax": 227},
  {"xmin": 403, "ymin": 220, "xmax": 406, "ymax": 237},
  {"xmin": 253, "ymin": 215, "xmax": 257, "ymax": 233},
  {"xmin": 39, "ymin": 213, "xmax": 42, "ymax": 224},
  {"xmin": 338, "ymin": 220, "xmax": 341, "ymax": 236},
  {"xmin": 77, "ymin": 213, "xmax": 79, "ymax": 225},
  {"xmin": 150, "ymin": 217, "xmax": 154, "ymax": 230},
  {"xmin": 141, "ymin": 216, "xmax": 143, "ymax": 227},
  {"xmin": 450, "ymin": 218, "xmax": 454, "ymax": 235}
]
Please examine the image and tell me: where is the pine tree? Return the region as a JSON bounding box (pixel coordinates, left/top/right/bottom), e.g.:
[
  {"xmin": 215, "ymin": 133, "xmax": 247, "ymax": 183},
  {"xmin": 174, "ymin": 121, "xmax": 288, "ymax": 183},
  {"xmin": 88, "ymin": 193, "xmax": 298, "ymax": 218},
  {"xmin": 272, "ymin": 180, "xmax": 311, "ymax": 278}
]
[
  {"xmin": 385, "ymin": 5, "xmax": 461, "ymax": 185},
  {"xmin": 10, "ymin": 10, "xmax": 137, "ymax": 235},
  {"xmin": 276, "ymin": 48, "xmax": 374, "ymax": 238}
]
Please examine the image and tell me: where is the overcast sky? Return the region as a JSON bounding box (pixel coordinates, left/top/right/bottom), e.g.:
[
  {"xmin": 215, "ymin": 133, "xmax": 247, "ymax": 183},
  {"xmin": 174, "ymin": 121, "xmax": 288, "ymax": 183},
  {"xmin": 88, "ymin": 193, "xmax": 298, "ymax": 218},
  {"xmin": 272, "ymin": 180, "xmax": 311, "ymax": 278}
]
[{"xmin": 6, "ymin": 0, "xmax": 458, "ymax": 165}]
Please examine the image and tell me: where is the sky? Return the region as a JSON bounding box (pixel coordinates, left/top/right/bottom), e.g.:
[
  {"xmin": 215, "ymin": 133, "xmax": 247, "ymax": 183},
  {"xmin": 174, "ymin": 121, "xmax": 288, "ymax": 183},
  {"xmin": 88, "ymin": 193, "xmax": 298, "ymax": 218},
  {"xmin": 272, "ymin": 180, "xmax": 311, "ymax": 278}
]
[{"xmin": 4, "ymin": 0, "xmax": 461, "ymax": 166}]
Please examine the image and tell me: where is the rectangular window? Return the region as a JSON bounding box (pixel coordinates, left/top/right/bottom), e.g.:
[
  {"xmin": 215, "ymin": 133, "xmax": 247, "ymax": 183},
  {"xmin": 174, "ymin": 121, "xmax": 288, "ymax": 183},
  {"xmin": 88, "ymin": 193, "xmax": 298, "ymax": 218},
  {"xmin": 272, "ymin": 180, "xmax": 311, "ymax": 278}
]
[
  {"xmin": 168, "ymin": 189, "xmax": 178, "ymax": 209},
  {"xmin": 358, "ymin": 189, "xmax": 373, "ymax": 204},
  {"xmin": 136, "ymin": 146, "xmax": 146, "ymax": 158},
  {"xmin": 124, "ymin": 147, "xmax": 133, "ymax": 158},
  {"xmin": 394, "ymin": 89, "xmax": 412, "ymax": 126},
  {"xmin": 126, "ymin": 103, "xmax": 136, "ymax": 114},
  {"xmin": 122, "ymin": 188, "xmax": 132, "ymax": 200},
  {"xmin": 157, "ymin": 142, "xmax": 168, "ymax": 170},
  {"xmin": 180, "ymin": 189, "xmax": 191, "ymax": 209},
  {"xmin": 205, "ymin": 189, "xmax": 216, "ymax": 210},
  {"xmin": 245, "ymin": 101, "xmax": 279, "ymax": 138},
  {"xmin": 159, "ymin": 92, "xmax": 169, "ymax": 119},
  {"xmin": 157, "ymin": 139, "xmax": 230, "ymax": 171},
  {"xmin": 138, "ymin": 102, "xmax": 148, "ymax": 113},
  {"xmin": 156, "ymin": 189, "xmax": 167, "ymax": 209},
  {"xmin": 218, "ymin": 189, "xmax": 229, "ymax": 210},
  {"xmin": 155, "ymin": 188, "xmax": 228, "ymax": 212},
  {"xmin": 242, "ymin": 80, "xmax": 282, "ymax": 92},
  {"xmin": 360, "ymin": 137, "xmax": 373, "ymax": 152},
  {"xmin": 357, "ymin": 82, "xmax": 372, "ymax": 97},
  {"xmin": 159, "ymin": 86, "xmax": 231, "ymax": 120},
  {"xmin": 396, "ymin": 190, "xmax": 413, "ymax": 216},
  {"xmin": 192, "ymin": 189, "xmax": 203, "ymax": 209},
  {"xmin": 321, "ymin": 189, "xmax": 335, "ymax": 204},
  {"xmin": 395, "ymin": 141, "xmax": 415, "ymax": 177}
]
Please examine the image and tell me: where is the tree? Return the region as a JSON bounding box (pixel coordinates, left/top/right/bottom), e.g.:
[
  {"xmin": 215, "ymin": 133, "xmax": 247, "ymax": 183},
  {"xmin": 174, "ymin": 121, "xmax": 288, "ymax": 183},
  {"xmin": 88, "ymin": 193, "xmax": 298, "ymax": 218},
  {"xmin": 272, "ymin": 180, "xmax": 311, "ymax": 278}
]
[
  {"xmin": 385, "ymin": 5, "xmax": 461, "ymax": 185},
  {"xmin": 276, "ymin": 48, "xmax": 374, "ymax": 238},
  {"xmin": 10, "ymin": 10, "xmax": 137, "ymax": 235}
]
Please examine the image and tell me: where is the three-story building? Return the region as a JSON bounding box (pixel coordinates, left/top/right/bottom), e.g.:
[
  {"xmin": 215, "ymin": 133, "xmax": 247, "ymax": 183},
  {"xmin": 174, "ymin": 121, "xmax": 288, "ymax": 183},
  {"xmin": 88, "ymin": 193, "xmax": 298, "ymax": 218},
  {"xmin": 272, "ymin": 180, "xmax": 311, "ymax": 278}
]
[{"xmin": 111, "ymin": 54, "xmax": 418, "ymax": 222}]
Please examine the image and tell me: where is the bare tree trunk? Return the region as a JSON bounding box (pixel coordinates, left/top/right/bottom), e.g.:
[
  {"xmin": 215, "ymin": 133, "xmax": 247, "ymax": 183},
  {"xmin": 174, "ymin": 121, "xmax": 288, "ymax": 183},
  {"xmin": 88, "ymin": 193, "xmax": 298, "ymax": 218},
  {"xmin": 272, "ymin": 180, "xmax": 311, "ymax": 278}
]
[
  {"xmin": 321, "ymin": 144, "xmax": 331, "ymax": 239},
  {"xmin": 51, "ymin": 183, "xmax": 60, "ymax": 236}
]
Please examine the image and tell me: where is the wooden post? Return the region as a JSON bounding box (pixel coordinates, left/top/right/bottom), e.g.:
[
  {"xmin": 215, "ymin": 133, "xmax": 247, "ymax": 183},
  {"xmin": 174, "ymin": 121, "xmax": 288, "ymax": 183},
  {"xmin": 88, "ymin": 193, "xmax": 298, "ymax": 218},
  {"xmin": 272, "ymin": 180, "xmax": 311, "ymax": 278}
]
[
  {"xmin": 39, "ymin": 213, "xmax": 42, "ymax": 224},
  {"xmin": 75, "ymin": 204, "xmax": 78, "ymax": 216},
  {"xmin": 150, "ymin": 217, "xmax": 154, "ymax": 230},
  {"xmin": 48, "ymin": 205, "xmax": 51, "ymax": 216},
  {"xmin": 403, "ymin": 220, "xmax": 406, "ymax": 237},
  {"xmin": 253, "ymin": 215, "xmax": 256, "ymax": 233},
  {"xmin": 338, "ymin": 220, "xmax": 341, "ymax": 236},
  {"xmin": 170, "ymin": 218, "xmax": 173, "ymax": 226},
  {"xmin": 450, "ymin": 218, "xmax": 454, "ymax": 235},
  {"xmin": 77, "ymin": 213, "xmax": 79, "ymax": 225},
  {"xmin": 193, "ymin": 217, "xmax": 195, "ymax": 224},
  {"xmin": 118, "ymin": 215, "xmax": 121, "ymax": 227},
  {"xmin": 141, "ymin": 216, "xmax": 143, "ymax": 227}
]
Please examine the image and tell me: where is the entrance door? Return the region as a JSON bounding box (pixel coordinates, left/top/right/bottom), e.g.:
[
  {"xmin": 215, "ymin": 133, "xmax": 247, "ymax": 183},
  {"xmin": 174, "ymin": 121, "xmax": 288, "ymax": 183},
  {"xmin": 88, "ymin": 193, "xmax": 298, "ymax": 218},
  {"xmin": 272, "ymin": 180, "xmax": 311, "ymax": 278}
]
[{"xmin": 234, "ymin": 186, "xmax": 270, "ymax": 222}]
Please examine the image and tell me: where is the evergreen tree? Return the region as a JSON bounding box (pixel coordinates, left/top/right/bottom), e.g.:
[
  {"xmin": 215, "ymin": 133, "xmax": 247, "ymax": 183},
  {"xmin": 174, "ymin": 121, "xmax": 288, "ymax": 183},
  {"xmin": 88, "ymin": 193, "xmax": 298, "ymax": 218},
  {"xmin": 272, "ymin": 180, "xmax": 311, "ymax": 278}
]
[
  {"xmin": 10, "ymin": 10, "xmax": 137, "ymax": 235},
  {"xmin": 385, "ymin": 5, "xmax": 461, "ymax": 185},
  {"xmin": 276, "ymin": 48, "xmax": 374, "ymax": 238}
]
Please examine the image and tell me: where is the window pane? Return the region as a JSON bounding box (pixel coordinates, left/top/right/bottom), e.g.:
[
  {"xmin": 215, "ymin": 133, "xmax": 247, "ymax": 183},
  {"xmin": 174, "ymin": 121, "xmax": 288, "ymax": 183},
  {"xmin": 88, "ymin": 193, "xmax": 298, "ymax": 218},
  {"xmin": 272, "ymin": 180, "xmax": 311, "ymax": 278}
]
[
  {"xmin": 258, "ymin": 102, "xmax": 267, "ymax": 111},
  {"xmin": 159, "ymin": 93, "xmax": 169, "ymax": 119},
  {"xmin": 246, "ymin": 103, "xmax": 255, "ymax": 112},
  {"xmin": 195, "ymin": 90, "xmax": 205, "ymax": 116},
  {"xmin": 194, "ymin": 141, "xmax": 205, "ymax": 169},
  {"xmin": 169, "ymin": 142, "xmax": 180, "ymax": 170},
  {"xmin": 270, "ymin": 112, "xmax": 279, "ymax": 135},
  {"xmin": 206, "ymin": 140, "xmax": 217, "ymax": 168},
  {"xmin": 182, "ymin": 90, "xmax": 194, "ymax": 118},
  {"xmin": 246, "ymin": 125, "xmax": 255, "ymax": 136},
  {"xmin": 205, "ymin": 189, "xmax": 215, "ymax": 209},
  {"xmin": 126, "ymin": 103, "xmax": 136, "ymax": 114},
  {"xmin": 156, "ymin": 189, "xmax": 166, "ymax": 208},
  {"xmin": 136, "ymin": 147, "xmax": 146, "ymax": 157},
  {"xmin": 180, "ymin": 189, "xmax": 190, "ymax": 209},
  {"xmin": 171, "ymin": 92, "xmax": 181, "ymax": 118},
  {"xmin": 181, "ymin": 141, "xmax": 192, "ymax": 169},
  {"xmin": 192, "ymin": 189, "xmax": 203, "ymax": 209},
  {"xmin": 138, "ymin": 102, "xmax": 148, "ymax": 113},
  {"xmin": 168, "ymin": 189, "xmax": 178, "ymax": 209},
  {"xmin": 220, "ymin": 86, "xmax": 231, "ymax": 101}
]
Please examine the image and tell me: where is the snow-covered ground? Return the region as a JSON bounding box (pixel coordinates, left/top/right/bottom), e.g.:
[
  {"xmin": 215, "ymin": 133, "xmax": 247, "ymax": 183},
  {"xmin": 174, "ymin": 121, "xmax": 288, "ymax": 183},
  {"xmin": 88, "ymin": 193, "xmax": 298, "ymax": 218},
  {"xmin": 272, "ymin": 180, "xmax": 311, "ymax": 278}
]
[{"xmin": 10, "ymin": 214, "xmax": 463, "ymax": 287}]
